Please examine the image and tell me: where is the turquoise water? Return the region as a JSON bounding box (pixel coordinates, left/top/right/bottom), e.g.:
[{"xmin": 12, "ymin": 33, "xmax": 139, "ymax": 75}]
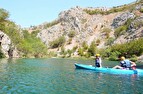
[{"xmin": 0, "ymin": 58, "xmax": 143, "ymax": 94}]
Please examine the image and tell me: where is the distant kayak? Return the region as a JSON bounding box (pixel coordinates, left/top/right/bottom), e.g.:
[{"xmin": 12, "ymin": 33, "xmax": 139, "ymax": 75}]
[{"xmin": 75, "ymin": 63, "xmax": 143, "ymax": 75}]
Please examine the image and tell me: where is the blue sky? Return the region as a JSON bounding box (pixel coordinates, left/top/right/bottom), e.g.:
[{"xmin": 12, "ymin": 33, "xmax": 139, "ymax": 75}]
[{"xmin": 0, "ymin": 0, "xmax": 136, "ymax": 28}]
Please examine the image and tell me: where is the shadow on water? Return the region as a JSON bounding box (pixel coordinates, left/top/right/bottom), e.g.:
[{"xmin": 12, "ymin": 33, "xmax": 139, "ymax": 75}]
[{"xmin": 136, "ymin": 65, "xmax": 143, "ymax": 69}]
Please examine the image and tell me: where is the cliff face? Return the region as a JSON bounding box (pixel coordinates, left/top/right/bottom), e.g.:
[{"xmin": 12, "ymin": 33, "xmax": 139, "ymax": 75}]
[
  {"xmin": 0, "ymin": 31, "xmax": 19, "ymax": 58},
  {"xmin": 36, "ymin": 2, "xmax": 143, "ymax": 54},
  {"xmin": 37, "ymin": 7, "xmax": 119, "ymax": 50},
  {"xmin": 0, "ymin": 1, "xmax": 139, "ymax": 58}
]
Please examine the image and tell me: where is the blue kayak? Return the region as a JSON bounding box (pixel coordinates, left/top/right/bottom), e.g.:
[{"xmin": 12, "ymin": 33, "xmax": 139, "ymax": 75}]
[{"xmin": 75, "ymin": 63, "xmax": 143, "ymax": 75}]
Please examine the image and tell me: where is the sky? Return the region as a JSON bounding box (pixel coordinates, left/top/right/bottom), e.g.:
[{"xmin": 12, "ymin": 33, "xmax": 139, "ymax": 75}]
[{"xmin": 0, "ymin": 0, "xmax": 136, "ymax": 28}]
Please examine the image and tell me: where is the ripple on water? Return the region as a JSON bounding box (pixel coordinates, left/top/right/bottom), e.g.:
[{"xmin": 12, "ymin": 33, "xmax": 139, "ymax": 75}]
[{"xmin": 0, "ymin": 58, "xmax": 143, "ymax": 94}]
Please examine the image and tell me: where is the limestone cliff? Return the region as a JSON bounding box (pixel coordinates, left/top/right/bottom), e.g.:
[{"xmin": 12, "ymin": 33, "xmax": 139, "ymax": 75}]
[
  {"xmin": 36, "ymin": 1, "xmax": 143, "ymax": 54},
  {"xmin": 0, "ymin": 1, "xmax": 142, "ymax": 58},
  {"xmin": 37, "ymin": 6, "xmax": 118, "ymax": 50},
  {"xmin": 0, "ymin": 31, "xmax": 19, "ymax": 58}
]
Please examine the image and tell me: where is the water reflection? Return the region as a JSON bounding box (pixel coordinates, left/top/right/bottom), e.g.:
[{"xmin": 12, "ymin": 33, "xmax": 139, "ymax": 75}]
[{"xmin": 0, "ymin": 59, "xmax": 9, "ymax": 72}]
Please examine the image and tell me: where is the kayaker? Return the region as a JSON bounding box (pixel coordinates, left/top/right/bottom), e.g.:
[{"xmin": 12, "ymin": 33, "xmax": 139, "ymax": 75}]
[
  {"xmin": 95, "ymin": 54, "xmax": 102, "ymax": 68},
  {"xmin": 113, "ymin": 56, "xmax": 136, "ymax": 70}
]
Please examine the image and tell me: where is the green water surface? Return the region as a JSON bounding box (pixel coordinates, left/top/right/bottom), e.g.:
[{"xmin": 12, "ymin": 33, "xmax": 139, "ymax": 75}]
[{"xmin": 0, "ymin": 58, "xmax": 143, "ymax": 94}]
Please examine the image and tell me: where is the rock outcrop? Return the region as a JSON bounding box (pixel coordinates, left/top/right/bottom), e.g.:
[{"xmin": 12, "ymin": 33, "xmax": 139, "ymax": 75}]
[
  {"xmin": 112, "ymin": 12, "xmax": 135, "ymax": 28},
  {"xmin": 35, "ymin": 1, "xmax": 143, "ymax": 57},
  {"xmin": 37, "ymin": 6, "xmax": 118, "ymax": 50},
  {"xmin": 0, "ymin": 31, "xmax": 19, "ymax": 58}
]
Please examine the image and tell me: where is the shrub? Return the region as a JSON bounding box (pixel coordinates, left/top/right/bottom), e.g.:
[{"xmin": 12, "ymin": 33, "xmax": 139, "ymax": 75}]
[
  {"xmin": 102, "ymin": 28, "xmax": 112, "ymax": 38},
  {"xmin": 81, "ymin": 19, "xmax": 87, "ymax": 24},
  {"xmin": 106, "ymin": 37, "xmax": 115, "ymax": 46},
  {"xmin": 67, "ymin": 49, "xmax": 72, "ymax": 57},
  {"xmin": 0, "ymin": 8, "xmax": 9, "ymax": 21},
  {"xmin": 48, "ymin": 51, "xmax": 57, "ymax": 57},
  {"xmin": 114, "ymin": 26, "xmax": 127, "ymax": 38},
  {"xmin": 78, "ymin": 47, "xmax": 84, "ymax": 56},
  {"xmin": 68, "ymin": 31, "xmax": 76, "ymax": 38},
  {"xmin": 96, "ymin": 39, "xmax": 100, "ymax": 45},
  {"xmin": 102, "ymin": 28, "xmax": 112, "ymax": 33},
  {"xmin": 67, "ymin": 38, "xmax": 72, "ymax": 44},
  {"xmin": 110, "ymin": 38, "xmax": 143, "ymax": 58},
  {"xmin": 130, "ymin": 55, "xmax": 138, "ymax": 62},
  {"xmin": 0, "ymin": 48, "xmax": 5, "ymax": 58},
  {"xmin": 84, "ymin": 4, "xmax": 135, "ymax": 15},
  {"xmin": 49, "ymin": 36, "xmax": 66, "ymax": 48},
  {"xmin": 84, "ymin": 52, "xmax": 91, "ymax": 58},
  {"xmin": 108, "ymin": 51, "xmax": 121, "ymax": 61},
  {"xmin": 82, "ymin": 41, "xmax": 88, "ymax": 50},
  {"xmin": 72, "ymin": 46, "xmax": 78, "ymax": 52},
  {"xmin": 140, "ymin": 8, "xmax": 143, "ymax": 13},
  {"xmin": 17, "ymin": 30, "xmax": 48, "ymax": 58},
  {"xmin": 88, "ymin": 41, "xmax": 96, "ymax": 56},
  {"xmin": 45, "ymin": 20, "xmax": 59, "ymax": 29}
]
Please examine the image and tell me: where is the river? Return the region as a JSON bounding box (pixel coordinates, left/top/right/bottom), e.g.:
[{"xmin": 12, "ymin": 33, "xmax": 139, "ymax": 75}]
[{"xmin": 0, "ymin": 58, "xmax": 143, "ymax": 94}]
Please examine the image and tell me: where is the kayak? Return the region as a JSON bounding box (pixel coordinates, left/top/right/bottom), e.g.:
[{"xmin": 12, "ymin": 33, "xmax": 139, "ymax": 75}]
[{"xmin": 75, "ymin": 63, "xmax": 143, "ymax": 75}]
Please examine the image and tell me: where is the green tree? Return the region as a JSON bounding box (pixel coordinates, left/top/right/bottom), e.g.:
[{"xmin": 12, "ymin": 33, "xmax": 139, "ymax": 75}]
[
  {"xmin": 0, "ymin": 8, "xmax": 9, "ymax": 21},
  {"xmin": 0, "ymin": 8, "xmax": 9, "ymax": 31}
]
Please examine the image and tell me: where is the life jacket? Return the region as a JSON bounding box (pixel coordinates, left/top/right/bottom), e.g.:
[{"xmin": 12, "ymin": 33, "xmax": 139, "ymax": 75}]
[
  {"xmin": 95, "ymin": 58, "xmax": 100, "ymax": 64},
  {"xmin": 120, "ymin": 59, "xmax": 131, "ymax": 68},
  {"xmin": 95, "ymin": 58, "xmax": 101, "ymax": 67}
]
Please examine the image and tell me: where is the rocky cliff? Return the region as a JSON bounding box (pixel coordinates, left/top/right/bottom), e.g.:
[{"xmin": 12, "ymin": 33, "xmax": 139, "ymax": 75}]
[
  {"xmin": 36, "ymin": 1, "xmax": 143, "ymax": 54},
  {"xmin": 0, "ymin": 31, "xmax": 19, "ymax": 58},
  {"xmin": 2, "ymin": 0, "xmax": 143, "ymax": 58},
  {"xmin": 37, "ymin": 7, "xmax": 117, "ymax": 49}
]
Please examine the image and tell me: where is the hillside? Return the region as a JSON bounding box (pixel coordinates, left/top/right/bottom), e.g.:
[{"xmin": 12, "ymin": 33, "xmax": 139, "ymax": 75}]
[
  {"xmin": 0, "ymin": 0, "xmax": 143, "ymax": 59},
  {"xmin": 34, "ymin": 0, "xmax": 143, "ymax": 58}
]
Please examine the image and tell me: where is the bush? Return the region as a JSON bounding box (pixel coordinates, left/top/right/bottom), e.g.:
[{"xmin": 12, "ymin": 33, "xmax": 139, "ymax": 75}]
[
  {"xmin": 96, "ymin": 39, "xmax": 100, "ymax": 45},
  {"xmin": 84, "ymin": 52, "xmax": 91, "ymax": 58},
  {"xmin": 78, "ymin": 47, "xmax": 84, "ymax": 56},
  {"xmin": 82, "ymin": 41, "xmax": 88, "ymax": 50},
  {"xmin": 130, "ymin": 55, "xmax": 138, "ymax": 62},
  {"xmin": 45, "ymin": 20, "xmax": 59, "ymax": 29},
  {"xmin": 0, "ymin": 49, "xmax": 5, "ymax": 58},
  {"xmin": 108, "ymin": 56, "xmax": 118, "ymax": 61},
  {"xmin": 110, "ymin": 38, "xmax": 143, "ymax": 58},
  {"xmin": 88, "ymin": 41, "xmax": 96, "ymax": 56},
  {"xmin": 67, "ymin": 38, "xmax": 72, "ymax": 44},
  {"xmin": 84, "ymin": 4, "xmax": 134, "ymax": 15},
  {"xmin": 68, "ymin": 31, "xmax": 76, "ymax": 38},
  {"xmin": 72, "ymin": 46, "xmax": 78, "ymax": 52},
  {"xmin": 114, "ymin": 26, "xmax": 127, "ymax": 38},
  {"xmin": 0, "ymin": 8, "xmax": 9, "ymax": 21},
  {"xmin": 17, "ymin": 30, "xmax": 48, "ymax": 58},
  {"xmin": 140, "ymin": 8, "xmax": 143, "ymax": 13},
  {"xmin": 106, "ymin": 37, "xmax": 115, "ymax": 46},
  {"xmin": 102, "ymin": 28, "xmax": 112, "ymax": 38},
  {"xmin": 49, "ymin": 36, "xmax": 66, "ymax": 48},
  {"xmin": 108, "ymin": 51, "xmax": 121, "ymax": 61},
  {"xmin": 67, "ymin": 49, "xmax": 72, "ymax": 57}
]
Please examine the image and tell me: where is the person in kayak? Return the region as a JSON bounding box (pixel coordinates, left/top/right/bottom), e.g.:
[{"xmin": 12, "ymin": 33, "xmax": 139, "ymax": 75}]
[
  {"xmin": 113, "ymin": 56, "xmax": 136, "ymax": 70},
  {"xmin": 95, "ymin": 54, "xmax": 102, "ymax": 68}
]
